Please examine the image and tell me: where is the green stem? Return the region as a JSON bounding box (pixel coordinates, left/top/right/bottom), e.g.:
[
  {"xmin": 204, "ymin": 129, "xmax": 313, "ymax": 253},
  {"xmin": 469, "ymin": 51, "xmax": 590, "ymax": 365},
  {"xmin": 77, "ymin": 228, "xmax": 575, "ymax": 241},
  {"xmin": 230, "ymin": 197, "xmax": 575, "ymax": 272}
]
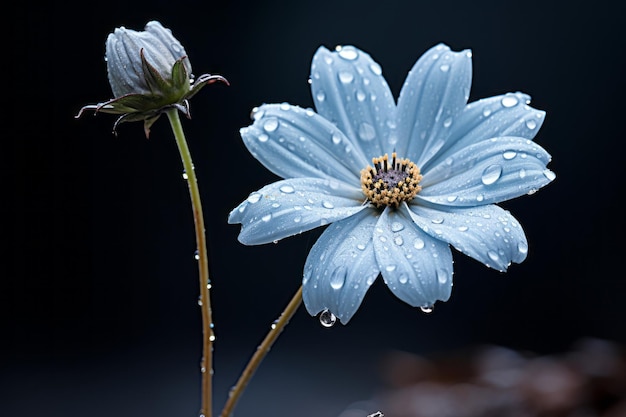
[
  {"xmin": 166, "ymin": 109, "xmax": 214, "ymax": 417},
  {"xmin": 219, "ymin": 285, "xmax": 303, "ymax": 417}
]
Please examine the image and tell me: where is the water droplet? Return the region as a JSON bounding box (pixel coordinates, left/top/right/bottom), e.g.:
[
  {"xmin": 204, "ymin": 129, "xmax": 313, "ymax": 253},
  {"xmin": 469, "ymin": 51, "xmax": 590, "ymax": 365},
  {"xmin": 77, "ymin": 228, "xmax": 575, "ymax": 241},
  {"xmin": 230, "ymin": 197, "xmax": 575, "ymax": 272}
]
[
  {"xmin": 481, "ymin": 164, "xmax": 502, "ymax": 185},
  {"xmin": 369, "ymin": 62, "xmax": 382, "ymax": 75},
  {"xmin": 258, "ymin": 133, "xmax": 269, "ymax": 143},
  {"xmin": 293, "ymin": 216, "xmax": 302, "ymax": 223},
  {"xmin": 526, "ymin": 119, "xmax": 537, "ymax": 130},
  {"xmin": 439, "ymin": 64, "xmax": 450, "ymax": 72},
  {"xmin": 316, "ymin": 90, "xmax": 326, "ymax": 102},
  {"xmin": 270, "ymin": 320, "xmax": 278, "ymax": 330},
  {"xmin": 263, "ymin": 117, "xmax": 279, "ymax": 132},
  {"xmin": 420, "ymin": 305, "xmax": 434, "ymax": 313},
  {"xmin": 391, "ymin": 222, "xmax": 405, "ymax": 232},
  {"xmin": 209, "ymin": 333, "xmax": 216, "ymax": 342},
  {"xmin": 279, "ymin": 185, "xmax": 295, "ymax": 194},
  {"xmin": 476, "ymin": 194, "xmax": 484, "ymax": 202},
  {"xmin": 393, "ymin": 236, "xmax": 404, "ymax": 246},
  {"xmin": 182, "ymin": 171, "xmax": 189, "ymax": 180},
  {"xmin": 338, "ymin": 47, "xmax": 358, "ymax": 60},
  {"xmin": 443, "ymin": 117, "xmax": 452, "ymax": 128},
  {"xmin": 319, "ymin": 309, "xmax": 337, "ymax": 327},
  {"xmin": 358, "ymin": 122, "xmax": 376, "ymax": 141},
  {"xmin": 519, "ymin": 168, "xmax": 527, "ymax": 179},
  {"xmin": 518, "ymin": 241, "xmax": 528, "ymax": 254},
  {"xmin": 487, "ymin": 250, "xmax": 500, "ymax": 262},
  {"xmin": 331, "ymin": 132, "xmax": 342, "ymax": 145},
  {"xmin": 355, "ymin": 90, "xmax": 366, "ymax": 101},
  {"xmin": 194, "ymin": 250, "xmax": 200, "ymax": 260},
  {"xmin": 399, "ymin": 274, "xmax": 409, "ymax": 284},
  {"xmin": 413, "ymin": 238, "xmax": 425, "ymax": 250},
  {"xmin": 501, "ymin": 96, "xmax": 519, "ymax": 108},
  {"xmin": 544, "ymin": 169, "xmax": 556, "ymax": 181},
  {"xmin": 261, "ymin": 214, "xmax": 272, "ymax": 222},
  {"xmin": 502, "ymin": 150, "xmax": 517, "ymax": 160},
  {"xmin": 330, "ymin": 267, "xmax": 346, "ymax": 289},
  {"xmin": 338, "ymin": 71, "xmax": 354, "ymax": 83},
  {"xmin": 457, "ymin": 225, "xmax": 469, "ymax": 232},
  {"xmin": 247, "ymin": 192, "xmax": 262, "ymax": 203},
  {"xmin": 431, "ymin": 217, "xmax": 444, "ymax": 224},
  {"xmin": 322, "ymin": 201, "xmax": 335, "ymax": 209},
  {"xmin": 197, "ymin": 296, "xmax": 203, "ymax": 306},
  {"xmin": 357, "ymin": 243, "xmax": 366, "ymax": 251},
  {"xmin": 482, "ymin": 108, "xmax": 492, "ymax": 117},
  {"xmin": 447, "ymin": 195, "xmax": 458, "ymax": 202},
  {"xmin": 385, "ymin": 265, "xmax": 397, "ymax": 272}
]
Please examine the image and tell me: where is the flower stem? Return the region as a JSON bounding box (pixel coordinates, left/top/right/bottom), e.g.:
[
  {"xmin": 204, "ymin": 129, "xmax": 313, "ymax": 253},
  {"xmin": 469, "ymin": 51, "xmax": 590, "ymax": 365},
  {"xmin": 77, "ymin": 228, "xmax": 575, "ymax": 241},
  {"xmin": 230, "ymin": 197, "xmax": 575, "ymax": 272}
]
[
  {"xmin": 219, "ymin": 285, "xmax": 303, "ymax": 417},
  {"xmin": 166, "ymin": 109, "xmax": 214, "ymax": 417}
]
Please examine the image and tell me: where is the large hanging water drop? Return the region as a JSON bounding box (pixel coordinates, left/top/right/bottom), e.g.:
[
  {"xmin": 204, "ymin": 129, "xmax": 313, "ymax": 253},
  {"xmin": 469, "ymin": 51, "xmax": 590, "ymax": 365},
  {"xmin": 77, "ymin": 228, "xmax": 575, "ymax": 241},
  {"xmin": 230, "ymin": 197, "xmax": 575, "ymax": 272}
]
[{"xmin": 319, "ymin": 309, "xmax": 337, "ymax": 327}]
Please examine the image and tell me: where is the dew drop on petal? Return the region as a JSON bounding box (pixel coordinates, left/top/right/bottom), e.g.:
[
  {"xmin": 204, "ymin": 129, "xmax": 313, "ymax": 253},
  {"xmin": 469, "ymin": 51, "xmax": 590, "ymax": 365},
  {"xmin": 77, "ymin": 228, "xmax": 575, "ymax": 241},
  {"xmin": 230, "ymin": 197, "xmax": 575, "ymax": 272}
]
[
  {"xmin": 502, "ymin": 151, "xmax": 517, "ymax": 160},
  {"xmin": 316, "ymin": 90, "xmax": 326, "ymax": 102},
  {"xmin": 437, "ymin": 269, "xmax": 449, "ymax": 284},
  {"xmin": 390, "ymin": 221, "xmax": 405, "ymax": 232},
  {"xmin": 482, "ymin": 108, "xmax": 492, "ymax": 117},
  {"xmin": 501, "ymin": 96, "xmax": 519, "ymax": 108},
  {"xmin": 413, "ymin": 238, "xmax": 425, "ymax": 250},
  {"xmin": 420, "ymin": 305, "xmax": 434, "ymax": 313},
  {"xmin": 439, "ymin": 64, "xmax": 450, "ymax": 72},
  {"xmin": 279, "ymin": 185, "xmax": 295, "ymax": 194},
  {"xmin": 322, "ymin": 201, "xmax": 335, "ymax": 209},
  {"xmin": 356, "ymin": 90, "xmax": 366, "ymax": 101},
  {"xmin": 338, "ymin": 47, "xmax": 358, "ymax": 60},
  {"xmin": 330, "ymin": 267, "xmax": 346, "ymax": 289},
  {"xmin": 358, "ymin": 122, "xmax": 376, "ymax": 141},
  {"xmin": 518, "ymin": 241, "xmax": 529, "ymax": 254},
  {"xmin": 263, "ymin": 117, "xmax": 279, "ymax": 132},
  {"xmin": 487, "ymin": 250, "xmax": 500, "ymax": 262},
  {"xmin": 261, "ymin": 214, "xmax": 272, "ymax": 222},
  {"xmin": 247, "ymin": 192, "xmax": 262, "ymax": 203},
  {"xmin": 331, "ymin": 132, "xmax": 342, "ymax": 145},
  {"xmin": 481, "ymin": 164, "xmax": 502, "ymax": 185},
  {"xmin": 443, "ymin": 118, "xmax": 452, "ymax": 128},
  {"xmin": 258, "ymin": 134, "xmax": 269, "ymax": 143},
  {"xmin": 369, "ymin": 62, "xmax": 382, "ymax": 75},
  {"xmin": 357, "ymin": 243, "xmax": 366, "ymax": 251},
  {"xmin": 544, "ymin": 169, "xmax": 556, "ymax": 181},
  {"xmin": 393, "ymin": 236, "xmax": 404, "ymax": 246},
  {"xmin": 526, "ymin": 119, "xmax": 537, "ymax": 130},
  {"xmin": 385, "ymin": 265, "xmax": 397, "ymax": 272},
  {"xmin": 399, "ymin": 274, "xmax": 409, "ymax": 284},
  {"xmin": 338, "ymin": 71, "xmax": 354, "ymax": 83},
  {"xmin": 319, "ymin": 309, "xmax": 337, "ymax": 327}
]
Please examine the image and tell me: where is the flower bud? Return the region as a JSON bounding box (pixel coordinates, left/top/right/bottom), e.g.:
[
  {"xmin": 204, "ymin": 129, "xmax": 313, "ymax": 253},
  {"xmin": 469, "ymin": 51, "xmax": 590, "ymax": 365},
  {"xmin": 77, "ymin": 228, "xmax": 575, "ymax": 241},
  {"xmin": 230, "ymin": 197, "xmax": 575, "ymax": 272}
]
[
  {"xmin": 105, "ymin": 21, "xmax": 192, "ymax": 98},
  {"xmin": 76, "ymin": 21, "xmax": 228, "ymax": 137}
]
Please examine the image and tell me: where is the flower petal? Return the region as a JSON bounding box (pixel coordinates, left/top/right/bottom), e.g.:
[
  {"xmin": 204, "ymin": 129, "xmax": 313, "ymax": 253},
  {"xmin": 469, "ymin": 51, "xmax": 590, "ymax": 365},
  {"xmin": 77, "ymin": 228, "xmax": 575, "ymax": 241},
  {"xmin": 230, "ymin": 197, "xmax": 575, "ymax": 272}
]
[
  {"xmin": 373, "ymin": 205, "xmax": 453, "ymax": 309},
  {"xmin": 303, "ymin": 209, "xmax": 380, "ymax": 324},
  {"xmin": 406, "ymin": 203, "xmax": 528, "ymax": 271},
  {"xmin": 228, "ymin": 177, "xmax": 365, "ymax": 245},
  {"xmin": 420, "ymin": 136, "xmax": 555, "ymax": 206},
  {"xmin": 310, "ymin": 45, "xmax": 397, "ymax": 158},
  {"xmin": 396, "ymin": 44, "xmax": 472, "ymax": 167},
  {"xmin": 240, "ymin": 104, "xmax": 368, "ymax": 184},
  {"xmin": 424, "ymin": 92, "xmax": 546, "ymax": 172}
]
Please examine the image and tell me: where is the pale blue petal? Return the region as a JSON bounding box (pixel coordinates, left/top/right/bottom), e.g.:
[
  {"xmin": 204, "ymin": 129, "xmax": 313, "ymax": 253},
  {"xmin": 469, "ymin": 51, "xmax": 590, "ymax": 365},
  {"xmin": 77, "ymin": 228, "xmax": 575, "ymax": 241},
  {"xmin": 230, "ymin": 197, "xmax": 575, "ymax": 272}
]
[
  {"xmin": 373, "ymin": 205, "xmax": 453, "ymax": 309},
  {"xmin": 419, "ymin": 136, "xmax": 555, "ymax": 206},
  {"xmin": 228, "ymin": 178, "xmax": 365, "ymax": 245},
  {"xmin": 310, "ymin": 45, "xmax": 397, "ymax": 159},
  {"xmin": 240, "ymin": 104, "xmax": 368, "ymax": 184},
  {"xmin": 396, "ymin": 44, "xmax": 472, "ymax": 167},
  {"xmin": 303, "ymin": 209, "xmax": 381, "ymax": 324},
  {"xmin": 406, "ymin": 203, "xmax": 528, "ymax": 271},
  {"xmin": 424, "ymin": 92, "xmax": 546, "ymax": 172}
]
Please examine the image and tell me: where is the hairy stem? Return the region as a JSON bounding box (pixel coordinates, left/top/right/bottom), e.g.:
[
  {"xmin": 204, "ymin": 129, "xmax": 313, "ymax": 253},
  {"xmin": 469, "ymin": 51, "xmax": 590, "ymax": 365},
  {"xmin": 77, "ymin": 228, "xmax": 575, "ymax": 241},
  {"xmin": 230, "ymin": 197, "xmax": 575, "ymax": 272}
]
[
  {"xmin": 166, "ymin": 109, "xmax": 214, "ymax": 417},
  {"xmin": 219, "ymin": 285, "xmax": 303, "ymax": 417}
]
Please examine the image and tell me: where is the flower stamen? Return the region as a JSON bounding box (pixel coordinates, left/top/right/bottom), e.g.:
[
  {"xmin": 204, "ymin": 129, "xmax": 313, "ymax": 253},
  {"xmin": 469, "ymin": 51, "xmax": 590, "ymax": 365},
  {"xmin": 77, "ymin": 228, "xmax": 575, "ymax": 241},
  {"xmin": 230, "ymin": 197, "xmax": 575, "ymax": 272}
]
[{"xmin": 360, "ymin": 152, "xmax": 422, "ymax": 208}]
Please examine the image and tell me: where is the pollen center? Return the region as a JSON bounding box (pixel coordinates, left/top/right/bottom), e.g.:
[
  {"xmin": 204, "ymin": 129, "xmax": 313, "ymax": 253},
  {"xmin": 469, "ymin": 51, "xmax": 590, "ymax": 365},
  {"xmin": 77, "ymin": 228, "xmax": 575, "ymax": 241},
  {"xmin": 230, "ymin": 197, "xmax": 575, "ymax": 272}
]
[{"xmin": 360, "ymin": 153, "xmax": 423, "ymax": 208}]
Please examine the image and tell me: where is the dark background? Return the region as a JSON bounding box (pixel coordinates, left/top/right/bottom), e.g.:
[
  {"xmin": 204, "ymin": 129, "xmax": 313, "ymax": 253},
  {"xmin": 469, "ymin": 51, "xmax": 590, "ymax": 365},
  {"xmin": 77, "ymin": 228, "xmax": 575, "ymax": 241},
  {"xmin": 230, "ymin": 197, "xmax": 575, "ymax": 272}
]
[{"xmin": 5, "ymin": 1, "xmax": 625, "ymax": 416}]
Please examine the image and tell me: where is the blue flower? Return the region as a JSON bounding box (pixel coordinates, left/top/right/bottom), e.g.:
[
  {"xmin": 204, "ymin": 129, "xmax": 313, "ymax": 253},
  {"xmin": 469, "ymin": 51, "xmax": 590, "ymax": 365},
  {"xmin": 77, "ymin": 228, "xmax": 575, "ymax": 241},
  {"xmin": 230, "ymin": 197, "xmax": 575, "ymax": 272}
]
[{"xmin": 229, "ymin": 44, "xmax": 555, "ymax": 324}]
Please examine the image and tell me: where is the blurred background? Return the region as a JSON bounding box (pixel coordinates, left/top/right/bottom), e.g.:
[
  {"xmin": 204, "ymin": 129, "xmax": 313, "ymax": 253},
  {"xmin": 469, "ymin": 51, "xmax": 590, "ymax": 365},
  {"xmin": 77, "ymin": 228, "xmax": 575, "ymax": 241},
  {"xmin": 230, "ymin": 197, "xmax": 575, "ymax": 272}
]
[{"xmin": 5, "ymin": 1, "xmax": 625, "ymax": 416}]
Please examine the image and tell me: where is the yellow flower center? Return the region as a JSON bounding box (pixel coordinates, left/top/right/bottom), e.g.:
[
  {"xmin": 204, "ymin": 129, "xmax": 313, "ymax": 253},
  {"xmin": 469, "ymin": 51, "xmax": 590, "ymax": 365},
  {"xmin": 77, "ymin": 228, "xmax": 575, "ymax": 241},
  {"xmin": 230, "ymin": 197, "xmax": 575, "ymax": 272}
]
[{"xmin": 360, "ymin": 153, "xmax": 423, "ymax": 208}]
